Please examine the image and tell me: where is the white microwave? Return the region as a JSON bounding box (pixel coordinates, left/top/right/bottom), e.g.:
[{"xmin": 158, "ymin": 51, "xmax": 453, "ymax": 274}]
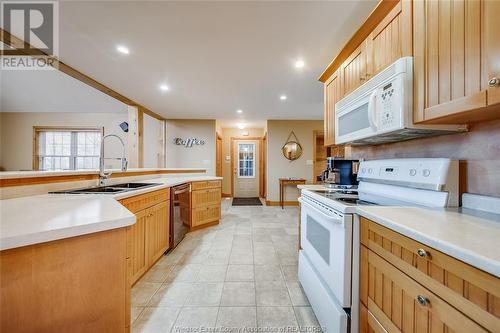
[{"xmin": 335, "ymin": 57, "xmax": 467, "ymax": 145}]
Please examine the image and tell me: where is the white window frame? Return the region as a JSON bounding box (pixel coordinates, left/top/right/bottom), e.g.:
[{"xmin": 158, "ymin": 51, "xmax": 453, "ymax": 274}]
[
  {"xmin": 33, "ymin": 127, "xmax": 104, "ymax": 171},
  {"xmin": 237, "ymin": 142, "xmax": 256, "ymax": 179}
]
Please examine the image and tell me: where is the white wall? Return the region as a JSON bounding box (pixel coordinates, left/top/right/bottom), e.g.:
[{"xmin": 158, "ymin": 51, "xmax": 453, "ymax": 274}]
[
  {"xmin": 165, "ymin": 120, "xmax": 216, "ymax": 175},
  {"xmin": 143, "ymin": 113, "xmax": 165, "ymax": 168},
  {"xmin": 0, "ymin": 112, "xmax": 128, "ymax": 171},
  {"xmin": 266, "ymin": 120, "xmax": 323, "ymax": 202}
]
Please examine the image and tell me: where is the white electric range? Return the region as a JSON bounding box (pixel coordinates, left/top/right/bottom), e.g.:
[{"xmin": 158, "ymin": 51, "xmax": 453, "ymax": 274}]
[{"xmin": 298, "ymin": 158, "xmax": 459, "ymax": 333}]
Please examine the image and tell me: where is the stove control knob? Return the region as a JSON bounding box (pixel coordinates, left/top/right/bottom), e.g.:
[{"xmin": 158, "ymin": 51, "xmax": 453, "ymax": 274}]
[
  {"xmin": 409, "ymin": 169, "xmax": 417, "ymax": 176},
  {"xmin": 362, "ymin": 168, "xmax": 366, "ymax": 173},
  {"xmin": 423, "ymin": 169, "xmax": 431, "ymax": 177}
]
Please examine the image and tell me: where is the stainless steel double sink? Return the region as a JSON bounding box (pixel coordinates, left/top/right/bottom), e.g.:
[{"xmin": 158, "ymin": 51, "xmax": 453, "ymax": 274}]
[{"xmin": 50, "ymin": 182, "xmax": 162, "ymax": 194}]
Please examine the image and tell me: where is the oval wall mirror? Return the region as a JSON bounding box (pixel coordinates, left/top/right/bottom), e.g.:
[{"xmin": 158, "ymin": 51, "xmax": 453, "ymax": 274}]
[{"xmin": 281, "ymin": 131, "xmax": 303, "ymax": 161}]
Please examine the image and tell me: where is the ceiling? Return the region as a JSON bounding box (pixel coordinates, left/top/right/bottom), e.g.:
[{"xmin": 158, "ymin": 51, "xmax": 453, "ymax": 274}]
[{"xmin": 2, "ymin": 0, "xmax": 377, "ymax": 127}]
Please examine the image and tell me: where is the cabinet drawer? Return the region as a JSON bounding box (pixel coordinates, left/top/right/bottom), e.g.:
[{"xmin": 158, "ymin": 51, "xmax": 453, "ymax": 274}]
[
  {"xmin": 191, "ymin": 204, "xmax": 220, "ymax": 227},
  {"xmin": 191, "ymin": 180, "xmax": 221, "ymax": 191},
  {"xmin": 361, "ymin": 246, "xmax": 487, "ymax": 332},
  {"xmin": 192, "ymin": 188, "xmax": 221, "ymax": 207},
  {"xmin": 119, "ymin": 188, "xmax": 170, "ymax": 213},
  {"xmin": 361, "ymin": 218, "xmax": 500, "ymax": 332}
]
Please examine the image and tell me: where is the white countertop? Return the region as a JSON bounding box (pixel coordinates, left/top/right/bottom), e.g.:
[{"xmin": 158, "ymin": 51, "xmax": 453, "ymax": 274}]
[
  {"xmin": 0, "ymin": 168, "xmax": 207, "ymax": 179},
  {"xmin": 297, "ymin": 184, "xmax": 326, "ymax": 191},
  {"xmin": 0, "ymin": 175, "xmax": 221, "ymax": 251},
  {"xmin": 356, "ymin": 206, "xmax": 500, "ymax": 277}
]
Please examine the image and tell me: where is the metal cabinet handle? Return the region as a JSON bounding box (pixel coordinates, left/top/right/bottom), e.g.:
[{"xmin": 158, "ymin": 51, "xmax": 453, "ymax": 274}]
[
  {"xmin": 489, "ymin": 77, "xmax": 500, "ymax": 87},
  {"xmin": 417, "ymin": 248, "xmax": 428, "ymax": 258},
  {"xmin": 417, "ymin": 295, "xmax": 429, "ymax": 306}
]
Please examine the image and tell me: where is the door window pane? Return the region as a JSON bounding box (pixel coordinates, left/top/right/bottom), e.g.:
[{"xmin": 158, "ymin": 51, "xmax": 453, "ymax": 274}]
[{"xmin": 237, "ymin": 143, "xmax": 255, "ymax": 178}]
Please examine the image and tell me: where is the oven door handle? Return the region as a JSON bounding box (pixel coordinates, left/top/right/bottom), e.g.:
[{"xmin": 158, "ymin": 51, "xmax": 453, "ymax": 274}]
[{"xmin": 298, "ymin": 197, "xmax": 343, "ymax": 224}]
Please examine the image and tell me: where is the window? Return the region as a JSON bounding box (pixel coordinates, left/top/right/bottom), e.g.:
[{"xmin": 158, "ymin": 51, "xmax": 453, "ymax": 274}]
[
  {"xmin": 34, "ymin": 127, "xmax": 103, "ymax": 171},
  {"xmin": 237, "ymin": 142, "xmax": 255, "ymax": 178}
]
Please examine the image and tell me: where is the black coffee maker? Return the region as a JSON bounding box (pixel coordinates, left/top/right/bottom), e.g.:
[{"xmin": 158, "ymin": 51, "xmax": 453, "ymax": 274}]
[{"xmin": 321, "ymin": 157, "xmax": 359, "ymax": 188}]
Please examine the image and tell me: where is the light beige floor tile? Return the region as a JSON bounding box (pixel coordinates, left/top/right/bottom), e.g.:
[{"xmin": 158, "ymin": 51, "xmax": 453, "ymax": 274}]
[
  {"xmin": 148, "ymin": 283, "xmax": 194, "ymax": 306},
  {"xmin": 229, "ymin": 250, "xmax": 254, "ymax": 265},
  {"xmin": 286, "ymin": 282, "xmax": 310, "ymax": 306},
  {"xmin": 293, "ymin": 307, "xmax": 321, "ymax": 331},
  {"xmin": 225, "ymin": 265, "xmax": 254, "ymax": 281},
  {"xmin": 254, "ymin": 265, "xmax": 283, "ymax": 281},
  {"xmin": 220, "ymin": 281, "xmax": 256, "ymax": 306},
  {"xmin": 256, "ymin": 306, "xmax": 298, "ymax": 331},
  {"xmin": 281, "ymin": 265, "xmax": 299, "ymax": 283},
  {"xmin": 131, "ymin": 282, "xmax": 162, "ymax": 306},
  {"xmin": 255, "ymin": 280, "xmax": 291, "ymax": 306},
  {"xmin": 216, "ymin": 307, "xmax": 257, "ymax": 331},
  {"xmin": 132, "ymin": 306, "xmax": 181, "ymax": 333},
  {"xmin": 185, "ymin": 282, "xmax": 223, "ymax": 306},
  {"xmin": 173, "ymin": 307, "xmax": 219, "ymax": 331},
  {"xmin": 141, "ymin": 265, "xmax": 173, "ymax": 283},
  {"xmin": 131, "ymin": 306, "xmax": 144, "ymax": 324},
  {"xmin": 197, "ymin": 265, "xmax": 228, "ymax": 282},
  {"xmin": 165, "ymin": 264, "xmax": 202, "ymax": 283}
]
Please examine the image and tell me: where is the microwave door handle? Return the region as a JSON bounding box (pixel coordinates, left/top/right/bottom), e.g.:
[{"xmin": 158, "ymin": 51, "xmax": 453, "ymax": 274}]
[{"xmin": 368, "ymin": 91, "xmax": 378, "ymax": 129}]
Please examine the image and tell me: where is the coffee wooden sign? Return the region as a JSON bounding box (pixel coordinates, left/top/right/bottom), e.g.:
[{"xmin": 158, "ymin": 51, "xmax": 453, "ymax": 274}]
[{"xmin": 173, "ymin": 137, "xmax": 205, "ymax": 148}]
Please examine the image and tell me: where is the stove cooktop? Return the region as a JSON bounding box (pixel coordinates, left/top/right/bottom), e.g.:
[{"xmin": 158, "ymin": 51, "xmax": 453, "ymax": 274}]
[{"xmin": 308, "ymin": 189, "xmax": 374, "ymax": 207}]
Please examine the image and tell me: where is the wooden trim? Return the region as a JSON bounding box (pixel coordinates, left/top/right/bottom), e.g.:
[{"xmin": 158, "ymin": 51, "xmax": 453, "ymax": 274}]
[
  {"xmin": 221, "ymin": 193, "xmax": 232, "ymax": 198},
  {"xmin": 32, "ymin": 126, "xmax": 104, "ymax": 171},
  {"xmin": 421, "ymin": 91, "xmax": 487, "ymax": 123},
  {"xmin": 0, "ymin": 28, "xmax": 164, "ymax": 120},
  {"xmin": 0, "ymin": 169, "xmax": 207, "ymax": 187},
  {"xmin": 318, "ymin": 0, "xmax": 400, "ymax": 82},
  {"xmin": 188, "ymin": 220, "xmax": 219, "ymax": 232},
  {"xmin": 265, "ymin": 200, "xmax": 300, "ymax": 207},
  {"xmin": 372, "ymin": 1, "xmax": 402, "ymax": 38},
  {"xmin": 230, "ymin": 137, "xmax": 264, "ymax": 198}
]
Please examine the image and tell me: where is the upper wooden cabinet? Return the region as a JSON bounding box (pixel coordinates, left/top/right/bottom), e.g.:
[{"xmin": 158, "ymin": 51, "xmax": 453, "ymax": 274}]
[
  {"xmin": 340, "ymin": 40, "xmax": 368, "ymax": 97},
  {"xmin": 414, "ymin": 0, "xmax": 500, "ymax": 124},
  {"xmin": 366, "ymin": 1, "xmax": 412, "ymax": 77},
  {"xmin": 324, "ymin": 70, "xmax": 341, "ymax": 146}
]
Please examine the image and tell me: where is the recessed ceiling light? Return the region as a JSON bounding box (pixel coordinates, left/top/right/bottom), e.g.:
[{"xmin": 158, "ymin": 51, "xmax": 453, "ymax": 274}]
[
  {"xmin": 295, "ymin": 59, "xmax": 305, "ymax": 68},
  {"xmin": 236, "ymin": 109, "xmax": 243, "ymax": 114},
  {"xmin": 116, "ymin": 45, "xmax": 130, "ymax": 54},
  {"xmin": 159, "ymin": 84, "xmax": 169, "ymax": 92},
  {"xmin": 237, "ymin": 123, "xmax": 246, "ymax": 129},
  {"xmin": 280, "ymin": 95, "xmax": 287, "ymax": 100}
]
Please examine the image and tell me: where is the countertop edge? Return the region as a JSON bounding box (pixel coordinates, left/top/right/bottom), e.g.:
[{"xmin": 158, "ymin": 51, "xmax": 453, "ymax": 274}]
[{"xmin": 355, "ymin": 207, "xmax": 500, "ymax": 278}]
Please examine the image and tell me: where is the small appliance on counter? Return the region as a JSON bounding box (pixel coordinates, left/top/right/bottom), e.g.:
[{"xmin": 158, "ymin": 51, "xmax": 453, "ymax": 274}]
[{"xmin": 321, "ymin": 157, "xmax": 359, "ymax": 190}]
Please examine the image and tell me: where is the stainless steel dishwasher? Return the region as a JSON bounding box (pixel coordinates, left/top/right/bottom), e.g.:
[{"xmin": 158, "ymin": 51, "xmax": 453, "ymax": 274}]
[{"xmin": 170, "ymin": 183, "xmax": 191, "ymax": 249}]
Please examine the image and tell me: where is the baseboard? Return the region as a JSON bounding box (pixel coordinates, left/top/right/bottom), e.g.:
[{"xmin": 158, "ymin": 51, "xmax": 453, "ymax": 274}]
[
  {"xmin": 265, "ymin": 200, "xmax": 300, "ymax": 206},
  {"xmin": 189, "ymin": 220, "xmax": 219, "ymax": 231},
  {"xmin": 222, "ymin": 193, "xmax": 232, "ymax": 198}
]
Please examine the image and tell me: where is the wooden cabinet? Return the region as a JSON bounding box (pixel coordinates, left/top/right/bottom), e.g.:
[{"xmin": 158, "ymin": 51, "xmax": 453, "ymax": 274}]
[
  {"xmin": 190, "ymin": 181, "xmax": 221, "ymax": 230},
  {"xmin": 145, "ymin": 201, "xmax": 170, "ymax": 266},
  {"xmin": 414, "ymin": 0, "xmax": 500, "ymax": 124},
  {"xmin": 359, "ymin": 218, "xmax": 500, "ymax": 332},
  {"xmin": 120, "ymin": 188, "xmax": 170, "ymax": 286},
  {"xmin": 340, "ymin": 40, "xmax": 368, "ymax": 97},
  {"xmin": 366, "ymin": 1, "xmax": 411, "ymax": 77},
  {"xmin": 324, "ymin": 70, "xmax": 341, "ymax": 146}
]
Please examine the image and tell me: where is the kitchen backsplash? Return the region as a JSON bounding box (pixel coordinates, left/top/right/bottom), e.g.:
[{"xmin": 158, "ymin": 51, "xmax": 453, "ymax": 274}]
[{"xmin": 348, "ymin": 118, "xmax": 500, "ymax": 198}]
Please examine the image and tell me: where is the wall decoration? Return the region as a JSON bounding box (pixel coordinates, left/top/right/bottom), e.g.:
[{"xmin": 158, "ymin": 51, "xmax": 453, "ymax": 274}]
[
  {"xmin": 281, "ymin": 131, "xmax": 303, "ymax": 161},
  {"xmin": 173, "ymin": 137, "xmax": 206, "ymax": 148}
]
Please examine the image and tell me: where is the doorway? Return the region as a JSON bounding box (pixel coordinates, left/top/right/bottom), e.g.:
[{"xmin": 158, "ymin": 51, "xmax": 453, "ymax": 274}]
[{"xmin": 231, "ymin": 138, "xmax": 263, "ymax": 198}]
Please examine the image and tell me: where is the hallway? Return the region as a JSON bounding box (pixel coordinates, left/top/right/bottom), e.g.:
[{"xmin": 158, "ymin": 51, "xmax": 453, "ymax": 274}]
[{"xmin": 131, "ymin": 199, "xmax": 321, "ymax": 333}]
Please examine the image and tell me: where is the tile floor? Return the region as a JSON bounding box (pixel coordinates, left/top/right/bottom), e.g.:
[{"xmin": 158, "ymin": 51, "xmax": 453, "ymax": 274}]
[{"xmin": 131, "ymin": 198, "xmax": 321, "ymax": 333}]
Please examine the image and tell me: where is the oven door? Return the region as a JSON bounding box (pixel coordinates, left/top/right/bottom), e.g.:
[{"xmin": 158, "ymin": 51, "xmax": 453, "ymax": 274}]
[{"xmin": 298, "ymin": 196, "xmax": 352, "ymax": 307}]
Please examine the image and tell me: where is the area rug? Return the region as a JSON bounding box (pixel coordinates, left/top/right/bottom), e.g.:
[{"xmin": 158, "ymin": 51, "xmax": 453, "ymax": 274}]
[{"xmin": 232, "ymin": 197, "xmax": 263, "ymax": 206}]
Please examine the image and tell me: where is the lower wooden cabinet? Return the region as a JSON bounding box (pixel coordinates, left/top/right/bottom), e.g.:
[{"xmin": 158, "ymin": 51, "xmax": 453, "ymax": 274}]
[
  {"xmin": 120, "ymin": 189, "xmax": 170, "ymax": 286},
  {"xmin": 359, "ymin": 218, "xmax": 500, "ymax": 332},
  {"xmin": 190, "ymin": 181, "xmax": 221, "ymax": 230}
]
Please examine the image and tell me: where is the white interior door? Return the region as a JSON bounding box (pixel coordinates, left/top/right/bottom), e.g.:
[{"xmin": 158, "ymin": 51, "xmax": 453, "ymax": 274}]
[{"xmin": 233, "ymin": 140, "xmax": 259, "ymax": 198}]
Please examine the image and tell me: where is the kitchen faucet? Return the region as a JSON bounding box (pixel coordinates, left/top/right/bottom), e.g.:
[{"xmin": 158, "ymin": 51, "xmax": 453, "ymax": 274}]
[{"xmin": 99, "ymin": 134, "xmax": 128, "ymax": 186}]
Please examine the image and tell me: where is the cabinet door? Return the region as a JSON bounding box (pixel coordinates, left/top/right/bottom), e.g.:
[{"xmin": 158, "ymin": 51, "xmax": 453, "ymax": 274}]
[
  {"xmin": 484, "ymin": 0, "xmax": 500, "ymax": 106},
  {"xmin": 413, "ymin": 0, "xmax": 487, "ymax": 123},
  {"xmin": 360, "ymin": 246, "xmax": 488, "ymax": 333},
  {"xmin": 145, "ymin": 201, "xmax": 170, "ymax": 266},
  {"xmin": 340, "ymin": 40, "xmax": 367, "ymax": 97},
  {"xmin": 126, "ymin": 209, "xmax": 147, "ymax": 286},
  {"xmin": 191, "ymin": 204, "xmax": 221, "ymax": 228},
  {"xmin": 324, "ymin": 70, "xmax": 340, "ymax": 146},
  {"xmin": 366, "ymin": 1, "xmax": 411, "ymax": 77},
  {"xmin": 192, "ymin": 188, "xmax": 221, "ymax": 208}
]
